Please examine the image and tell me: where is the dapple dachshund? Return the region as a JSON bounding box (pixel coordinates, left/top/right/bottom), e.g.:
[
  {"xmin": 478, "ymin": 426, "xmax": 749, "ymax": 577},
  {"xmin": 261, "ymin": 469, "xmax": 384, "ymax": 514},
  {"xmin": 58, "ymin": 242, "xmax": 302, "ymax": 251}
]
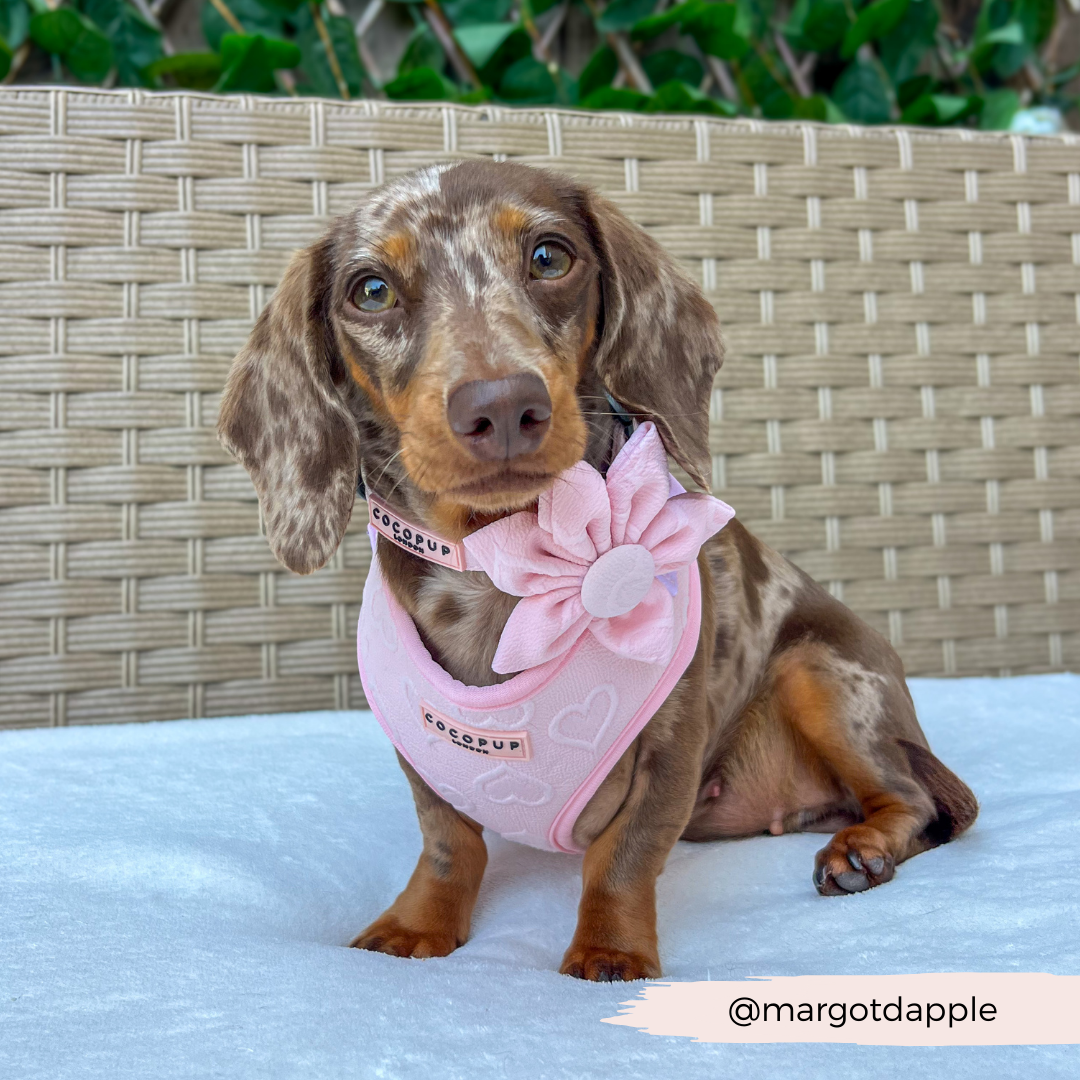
[{"xmin": 218, "ymin": 160, "xmax": 977, "ymax": 982}]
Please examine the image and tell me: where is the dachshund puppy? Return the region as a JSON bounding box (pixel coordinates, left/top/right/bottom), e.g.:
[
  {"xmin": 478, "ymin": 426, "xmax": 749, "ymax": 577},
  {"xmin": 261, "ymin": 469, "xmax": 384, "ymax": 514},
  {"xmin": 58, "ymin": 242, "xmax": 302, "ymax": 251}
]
[{"xmin": 219, "ymin": 161, "xmax": 977, "ymax": 982}]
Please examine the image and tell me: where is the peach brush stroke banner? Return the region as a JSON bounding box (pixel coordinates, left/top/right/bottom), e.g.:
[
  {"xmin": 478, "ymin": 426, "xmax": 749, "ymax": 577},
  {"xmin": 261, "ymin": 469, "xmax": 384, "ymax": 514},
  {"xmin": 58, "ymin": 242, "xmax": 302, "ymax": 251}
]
[{"xmin": 603, "ymin": 973, "xmax": 1080, "ymax": 1046}]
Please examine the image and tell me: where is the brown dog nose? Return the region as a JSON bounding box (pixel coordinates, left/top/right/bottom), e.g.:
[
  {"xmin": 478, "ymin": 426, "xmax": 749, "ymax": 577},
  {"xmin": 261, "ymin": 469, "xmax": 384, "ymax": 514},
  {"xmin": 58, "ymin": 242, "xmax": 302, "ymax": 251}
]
[{"xmin": 447, "ymin": 373, "xmax": 552, "ymax": 461}]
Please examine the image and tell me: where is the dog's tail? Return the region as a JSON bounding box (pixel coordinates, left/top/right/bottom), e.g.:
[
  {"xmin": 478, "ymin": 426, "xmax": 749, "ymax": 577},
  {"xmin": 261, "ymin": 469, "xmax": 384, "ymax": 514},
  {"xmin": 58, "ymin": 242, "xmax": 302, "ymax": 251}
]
[{"xmin": 898, "ymin": 738, "xmax": 979, "ymax": 847}]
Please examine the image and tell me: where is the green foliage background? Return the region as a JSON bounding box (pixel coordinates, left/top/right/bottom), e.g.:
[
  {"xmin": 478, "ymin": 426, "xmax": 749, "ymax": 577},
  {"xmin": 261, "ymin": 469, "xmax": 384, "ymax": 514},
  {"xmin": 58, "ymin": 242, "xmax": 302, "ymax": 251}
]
[{"xmin": 1, "ymin": 0, "xmax": 1076, "ymax": 129}]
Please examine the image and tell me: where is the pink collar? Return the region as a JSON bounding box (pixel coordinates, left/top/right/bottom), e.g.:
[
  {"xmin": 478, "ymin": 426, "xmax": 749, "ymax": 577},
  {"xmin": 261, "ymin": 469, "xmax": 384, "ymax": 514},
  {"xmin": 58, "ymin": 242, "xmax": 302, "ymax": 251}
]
[
  {"xmin": 367, "ymin": 492, "xmax": 473, "ymax": 572},
  {"xmin": 366, "ymin": 423, "xmax": 735, "ymax": 676}
]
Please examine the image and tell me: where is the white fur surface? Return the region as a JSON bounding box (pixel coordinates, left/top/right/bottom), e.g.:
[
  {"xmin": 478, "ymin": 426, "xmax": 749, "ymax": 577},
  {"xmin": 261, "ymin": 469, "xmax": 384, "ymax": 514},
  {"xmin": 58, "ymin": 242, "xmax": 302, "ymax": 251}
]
[{"xmin": 1, "ymin": 675, "xmax": 1077, "ymax": 1078}]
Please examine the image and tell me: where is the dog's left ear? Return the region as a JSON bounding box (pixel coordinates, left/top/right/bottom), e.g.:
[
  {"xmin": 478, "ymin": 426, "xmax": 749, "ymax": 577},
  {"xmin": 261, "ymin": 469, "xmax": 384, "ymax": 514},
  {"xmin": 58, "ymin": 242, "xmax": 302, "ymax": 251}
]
[
  {"xmin": 217, "ymin": 233, "xmax": 359, "ymax": 575},
  {"xmin": 575, "ymin": 188, "xmax": 722, "ymax": 490}
]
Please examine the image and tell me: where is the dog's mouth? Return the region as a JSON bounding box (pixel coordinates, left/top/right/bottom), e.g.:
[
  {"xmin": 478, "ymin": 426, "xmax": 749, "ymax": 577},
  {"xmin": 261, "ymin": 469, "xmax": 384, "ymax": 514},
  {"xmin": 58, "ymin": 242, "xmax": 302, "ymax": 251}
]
[{"xmin": 443, "ymin": 468, "xmax": 558, "ymax": 502}]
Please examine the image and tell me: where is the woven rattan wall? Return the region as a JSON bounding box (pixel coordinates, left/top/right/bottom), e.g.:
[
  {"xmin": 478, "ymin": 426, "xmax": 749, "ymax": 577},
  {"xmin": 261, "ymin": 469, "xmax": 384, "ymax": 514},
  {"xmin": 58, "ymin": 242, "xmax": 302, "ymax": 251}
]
[{"xmin": 1, "ymin": 89, "xmax": 1078, "ymax": 730}]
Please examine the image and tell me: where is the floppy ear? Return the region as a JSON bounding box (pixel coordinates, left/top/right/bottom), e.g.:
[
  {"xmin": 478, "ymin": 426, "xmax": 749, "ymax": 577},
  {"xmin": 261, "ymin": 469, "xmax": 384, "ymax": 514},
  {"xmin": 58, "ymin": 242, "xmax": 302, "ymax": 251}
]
[
  {"xmin": 217, "ymin": 234, "xmax": 358, "ymax": 575},
  {"xmin": 578, "ymin": 189, "xmax": 722, "ymax": 490}
]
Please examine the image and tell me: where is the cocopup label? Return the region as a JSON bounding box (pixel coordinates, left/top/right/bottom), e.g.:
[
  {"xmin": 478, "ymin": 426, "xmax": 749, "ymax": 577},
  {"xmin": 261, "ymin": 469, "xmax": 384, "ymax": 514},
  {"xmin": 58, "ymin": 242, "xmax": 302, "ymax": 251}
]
[
  {"xmin": 367, "ymin": 493, "xmax": 467, "ymax": 571},
  {"xmin": 421, "ymin": 703, "xmax": 531, "ymax": 760}
]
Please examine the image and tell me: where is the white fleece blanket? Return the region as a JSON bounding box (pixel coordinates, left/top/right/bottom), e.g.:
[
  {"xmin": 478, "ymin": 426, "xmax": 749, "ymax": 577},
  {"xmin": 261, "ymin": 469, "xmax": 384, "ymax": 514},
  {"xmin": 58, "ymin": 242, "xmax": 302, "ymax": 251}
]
[{"xmin": 1, "ymin": 675, "xmax": 1077, "ymax": 1079}]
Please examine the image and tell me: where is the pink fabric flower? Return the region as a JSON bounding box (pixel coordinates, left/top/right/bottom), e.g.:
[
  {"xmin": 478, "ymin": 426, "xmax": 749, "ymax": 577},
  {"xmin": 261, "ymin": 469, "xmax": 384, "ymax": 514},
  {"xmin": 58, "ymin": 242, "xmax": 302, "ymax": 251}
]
[{"xmin": 463, "ymin": 422, "xmax": 735, "ymax": 674}]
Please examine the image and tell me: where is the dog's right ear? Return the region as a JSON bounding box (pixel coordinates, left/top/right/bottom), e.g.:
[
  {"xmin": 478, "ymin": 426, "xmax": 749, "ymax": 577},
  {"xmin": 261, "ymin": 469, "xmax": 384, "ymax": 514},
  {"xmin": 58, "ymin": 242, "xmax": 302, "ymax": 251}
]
[
  {"xmin": 217, "ymin": 233, "xmax": 358, "ymax": 575},
  {"xmin": 571, "ymin": 186, "xmax": 723, "ymax": 491}
]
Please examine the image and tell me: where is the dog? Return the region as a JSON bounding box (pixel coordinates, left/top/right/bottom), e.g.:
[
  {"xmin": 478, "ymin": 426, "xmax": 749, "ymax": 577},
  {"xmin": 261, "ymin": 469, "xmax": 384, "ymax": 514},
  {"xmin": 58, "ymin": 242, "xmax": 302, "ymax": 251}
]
[{"xmin": 218, "ymin": 160, "xmax": 978, "ymax": 982}]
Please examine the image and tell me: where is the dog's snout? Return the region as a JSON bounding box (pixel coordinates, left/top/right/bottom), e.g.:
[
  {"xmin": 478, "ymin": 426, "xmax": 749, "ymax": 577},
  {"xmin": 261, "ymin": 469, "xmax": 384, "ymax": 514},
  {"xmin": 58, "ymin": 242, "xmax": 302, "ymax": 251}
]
[{"xmin": 447, "ymin": 374, "xmax": 552, "ymax": 461}]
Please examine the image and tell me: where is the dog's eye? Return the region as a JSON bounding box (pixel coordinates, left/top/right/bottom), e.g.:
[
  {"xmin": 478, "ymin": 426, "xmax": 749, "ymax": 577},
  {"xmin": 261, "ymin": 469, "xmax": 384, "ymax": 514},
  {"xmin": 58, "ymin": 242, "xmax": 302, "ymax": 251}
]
[
  {"xmin": 530, "ymin": 242, "xmax": 572, "ymax": 280},
  {"xmin": 353, "ymin": 276, "xmax": 396, "ymax": 312}
]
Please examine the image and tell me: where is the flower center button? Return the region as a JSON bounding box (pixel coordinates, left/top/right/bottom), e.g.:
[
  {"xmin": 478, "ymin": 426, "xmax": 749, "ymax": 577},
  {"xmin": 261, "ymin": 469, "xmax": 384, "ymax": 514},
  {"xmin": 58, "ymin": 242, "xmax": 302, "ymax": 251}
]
[{"xmin": 580, "ymin": 544, "xmax": 656, "ymax": 619}]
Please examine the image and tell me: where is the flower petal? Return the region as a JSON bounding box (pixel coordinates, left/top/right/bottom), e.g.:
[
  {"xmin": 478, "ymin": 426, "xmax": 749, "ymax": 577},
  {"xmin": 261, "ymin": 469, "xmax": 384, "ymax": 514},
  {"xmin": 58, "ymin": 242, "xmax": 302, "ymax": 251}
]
[
  {"xmin": 464, "ymin": 513, "xmax": 585, "ymax": 597},
  {"xmin": 640, "ymin": 492, "xmax": 736, "ymax": 573},
  {"xmin": 538, "ymin": 461, "xmax": 612, "ymax": 563},
  {"xmin": 589, "ymin": 579, "xmax": 675, "ymax": 665},
  {"xmin": 491, "ymin": 590, "xmax": 592, "ymax": 673},
  {"xmin": 604, "ymin": 422, "xmax": 672, "ymax": 546}
]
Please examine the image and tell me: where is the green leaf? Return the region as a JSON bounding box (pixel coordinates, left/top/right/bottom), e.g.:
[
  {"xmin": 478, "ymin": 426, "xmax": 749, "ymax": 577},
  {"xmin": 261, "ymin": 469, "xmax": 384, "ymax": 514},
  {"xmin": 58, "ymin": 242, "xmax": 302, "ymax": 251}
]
[
  {"xmin": 822, "ymin": 95, "xmax": 848, "ymax": 123},
  {"xmin": 1, "ymin": 0, "xmax": 31, "ymax": 50},
  {"xmin": 642, "ymin": 48, "xmax": 702, "ymax": 89},
  {"xmin": 899, "ymin": 94, "xmax": 933, "ymax": 124},
  {"xmin": 979, "ymin": 87, "xmax": 1019, "ymax": 130},
  {"xmin": 685, "ymin": 2, "xmax": 748, "ymax": 60},
  {"xmin": 983, "ymin": 22, "xmax": 1024, "ymax": 46},
  {"xmin": 498, "ymin": 55, "xmax": 557, "ymax": 103},
  {"xmin": 928, "ymin": 94, "xmax": 972, "ymax": 123},
  {"xmin": 597, "ymin": 0, "xmax": 655, "ymax": 34},
  {"xmin": 631, "ymin": 0, "xmax": 701, "ymax": 41},
  {"xmin": 201, "ymin": 0, "xmax": 284, "ymax": 52},
  {"xmin": 733, "ymin": 0, "xmax": 764, "ymax": 40},
  {"xmin": 215, "ymin": 34, "xmax": 279, "ymax": 91},
  {"xmin": 221, "ymin": 30, "xmax": 298, "ymax": 69},
  {"xmin": 577, "ymin": 44, "xmax": 617, "ymax": 100},
  {"xmin": 1015, "ymin": 0, "xmax": 1055, "ymax": 46},
  {"xmin": 738, "ymin": 50, "xmax": 790, "ymax": 116},
  {"xmin": 81, "ymin": 0, "xmax": 163, "ymax": 86},
  {"xmin": 30, "ymin": 8, "xmax": 82, "ymax": 53},
  {"xmin": 475, "ymin": 26, "xmax": 529, "ymax": 87},
  {"xmin": 841, "ymin": 0, "xmax": 908, "ymax": 59},
  {"xmin": 250, "ymin": 0, "xmax": 305, "ymax": 13},
  {"xmin": 64, "ymin": 19, "xmax": 113, "ymax": 82},
  {"xmin": 992, "ymin": 42, "xmax": 1030, "ymax": 80},
  {"xmin": 900, "ymin": 92, "xmax": 976, "ymax": 126},
  {"xmin": 785, "ymin": 0, "xmax": 849, "ymax": 53},
  {"xmin": 453, "ymin": 21, "xmax": 516, "ymax": 70},
  {"xmin": 831, "ymin": 57, "xmax": 890, "ymax": 124},
  {"xmin": 32, "ymin": 8, "xmax": 113, "ymax": 82},
  {"xmin": 0, "ymin": 33, "xmax": 10, "ymax": 81},
  {"xmin": 896, "ymin": 73, "xmax": 931, "ymax": 108},
  {"xmin": 442, "ymin": 0, "xmax": 513, "ymax": 25},
  {"xmin": 878, "ymin": 0, "xmax": 936, "ymax": 84},
  {"xmin": 296, "ymin": 15, "xmax": 364, "ymax": 98},
  {"xmin": 973, "ymin": 0, "xmax": 1045, "ymax": 79},
  {"xmin": 146, "ymin": 50, "xmax": 223, "ymax": 89},
  {"xmin": 1049, "ymin": 59, "xmax": 1080, "ymax": 88},
  {"xmin": 382, "ymin": 65, "xmax": 456, "ymax": 100},
  {"xmin": 580, "ymin": 85, "xmax": 649, "ymax": 111},
  {"xmin": 456, "ymin": 85, "xmax": 494, "ymax": 103},
  {"xmin": 646, "ymin": 78, "xmax": 735, "ymax": 116},
  {"xmin": 397, "ymin": 24, "xmax": 444, "ymax": 78},
  {"xmin": 790, "ymin": 94, "xmax": 827, "ymax": 121}
]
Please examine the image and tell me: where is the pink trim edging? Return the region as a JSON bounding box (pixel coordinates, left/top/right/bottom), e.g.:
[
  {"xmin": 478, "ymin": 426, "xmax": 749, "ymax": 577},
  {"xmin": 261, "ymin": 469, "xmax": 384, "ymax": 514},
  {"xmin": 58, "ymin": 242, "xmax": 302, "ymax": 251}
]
[{"xmin": 546, "ymin": 561, "xmax": 703, "ymax": 854}]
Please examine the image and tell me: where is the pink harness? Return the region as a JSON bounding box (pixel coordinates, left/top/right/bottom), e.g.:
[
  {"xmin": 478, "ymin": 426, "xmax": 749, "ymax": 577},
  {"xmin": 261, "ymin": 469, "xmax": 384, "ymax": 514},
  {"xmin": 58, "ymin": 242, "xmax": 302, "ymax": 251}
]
[{"xmin": 356, "ymin": 423, "xmax": 734, "ymax": 853}]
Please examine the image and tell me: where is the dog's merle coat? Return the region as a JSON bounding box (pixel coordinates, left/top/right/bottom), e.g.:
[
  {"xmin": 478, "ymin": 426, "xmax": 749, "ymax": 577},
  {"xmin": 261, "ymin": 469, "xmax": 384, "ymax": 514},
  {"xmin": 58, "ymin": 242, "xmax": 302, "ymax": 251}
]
[{"xmin": 219, "ymin": 161, "xmax": 977, "ymax": 982}]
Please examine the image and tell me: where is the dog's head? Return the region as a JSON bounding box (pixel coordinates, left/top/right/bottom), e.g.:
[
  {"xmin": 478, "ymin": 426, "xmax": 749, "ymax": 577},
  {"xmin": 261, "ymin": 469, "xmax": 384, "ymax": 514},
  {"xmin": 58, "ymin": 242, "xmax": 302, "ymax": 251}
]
[{"xmin": 218, "ymin": 161, "xmax": 723, "ymax": 574}]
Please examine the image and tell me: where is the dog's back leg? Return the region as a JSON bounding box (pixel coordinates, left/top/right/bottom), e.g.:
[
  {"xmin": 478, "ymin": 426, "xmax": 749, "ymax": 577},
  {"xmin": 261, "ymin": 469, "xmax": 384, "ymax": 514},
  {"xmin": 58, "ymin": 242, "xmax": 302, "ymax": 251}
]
[
  {"xmin": 897, "ymin": 737, "xmax": 979, "ymax": 851},
  {"xmin": 770, "ymin": 643, "xmax": 977, "ymax": 896}
]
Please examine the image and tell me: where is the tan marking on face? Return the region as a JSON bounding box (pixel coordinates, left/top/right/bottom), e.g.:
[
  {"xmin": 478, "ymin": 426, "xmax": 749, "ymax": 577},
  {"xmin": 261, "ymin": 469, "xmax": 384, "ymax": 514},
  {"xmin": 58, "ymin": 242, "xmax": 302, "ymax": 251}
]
[
  {"xmin": 576, "ymin": 311, "xmax": 598, "ymax": 378},
  {"xmin": 378, "ymin": 231, "xmax": 418, "ymax": 277},
  {"xmin": 343, "ymin": 346, "xmax": 390, "ymax": 416},
  {"xmin": 492, "ymin": 205, "xmax": 530, "ymax": 240}
]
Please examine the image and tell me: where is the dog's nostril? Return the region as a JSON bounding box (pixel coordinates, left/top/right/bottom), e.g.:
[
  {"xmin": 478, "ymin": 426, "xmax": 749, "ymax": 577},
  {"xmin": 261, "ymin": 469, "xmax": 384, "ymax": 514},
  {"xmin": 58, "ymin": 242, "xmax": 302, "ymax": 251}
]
[{"xmin": 447, "ymin": 374, "xmax": 552, "ymax": 462}]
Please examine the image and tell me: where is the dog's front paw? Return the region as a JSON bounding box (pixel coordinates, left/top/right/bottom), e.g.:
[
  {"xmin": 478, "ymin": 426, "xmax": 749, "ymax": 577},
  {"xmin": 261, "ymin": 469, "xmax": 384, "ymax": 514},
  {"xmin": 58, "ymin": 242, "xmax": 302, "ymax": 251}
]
[
  {"xmin": 813, "ymin": 824, "xmax": 896, "ymax": 896},
  {"xmin": 350, "ymin": 914, "xmax": 463, "ymax": 959},
  {"xmin": 560, "ymin": 945, "xmax": 660, "ymax": 982}
]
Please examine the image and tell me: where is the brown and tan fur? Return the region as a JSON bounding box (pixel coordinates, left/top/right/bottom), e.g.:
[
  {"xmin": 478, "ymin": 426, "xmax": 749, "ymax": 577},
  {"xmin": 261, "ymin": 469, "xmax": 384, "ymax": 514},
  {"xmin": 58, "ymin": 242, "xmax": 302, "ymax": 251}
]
[{"xmin": 218, "ymin": 161, "xmax": 978, "ymax": 982}]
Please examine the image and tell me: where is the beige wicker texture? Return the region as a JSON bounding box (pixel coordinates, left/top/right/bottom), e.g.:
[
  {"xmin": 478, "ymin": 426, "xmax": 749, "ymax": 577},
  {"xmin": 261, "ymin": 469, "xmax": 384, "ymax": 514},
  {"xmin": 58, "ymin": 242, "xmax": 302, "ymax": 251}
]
[{"xmin": 1, "ymin": 89, "xmax": 1078, "ymax": 730}]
